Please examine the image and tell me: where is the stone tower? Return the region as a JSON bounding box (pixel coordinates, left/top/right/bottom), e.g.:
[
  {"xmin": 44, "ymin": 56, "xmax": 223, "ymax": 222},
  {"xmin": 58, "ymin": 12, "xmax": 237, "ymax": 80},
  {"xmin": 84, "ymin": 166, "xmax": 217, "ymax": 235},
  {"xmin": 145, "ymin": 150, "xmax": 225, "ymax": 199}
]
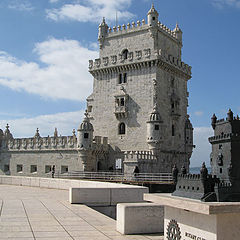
[
  {"xmin": 88, "ymin": 5, "xmax": 193, "ymax": 173},
  {"xmin": 209, "ymin": 109, "xmax": 240, "ymax": 183}
]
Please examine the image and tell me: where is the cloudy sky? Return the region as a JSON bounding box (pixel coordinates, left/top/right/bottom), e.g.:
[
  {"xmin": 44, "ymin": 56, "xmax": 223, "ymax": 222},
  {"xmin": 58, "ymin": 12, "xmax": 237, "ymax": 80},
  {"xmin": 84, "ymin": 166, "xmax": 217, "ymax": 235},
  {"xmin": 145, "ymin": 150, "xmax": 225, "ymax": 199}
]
[{"xmin": 0, "ymin": 0, "xmax": 239, "ymax": 167}]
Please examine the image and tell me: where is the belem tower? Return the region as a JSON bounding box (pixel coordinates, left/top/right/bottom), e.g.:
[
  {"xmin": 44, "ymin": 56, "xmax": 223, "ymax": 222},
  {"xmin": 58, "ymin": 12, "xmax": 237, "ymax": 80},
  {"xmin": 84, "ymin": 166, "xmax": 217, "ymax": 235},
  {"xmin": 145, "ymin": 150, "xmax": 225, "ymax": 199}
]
[{"xmin": 0, "ymin": 5, "xmax": 194, "ymax": 177}]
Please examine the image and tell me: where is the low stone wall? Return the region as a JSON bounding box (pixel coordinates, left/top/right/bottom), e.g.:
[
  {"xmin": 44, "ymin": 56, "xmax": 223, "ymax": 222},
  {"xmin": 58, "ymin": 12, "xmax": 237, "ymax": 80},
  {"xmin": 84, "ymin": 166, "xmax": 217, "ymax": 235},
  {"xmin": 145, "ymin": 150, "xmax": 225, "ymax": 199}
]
[
  {"xmin": 0, "ymin": 175, "xmax": 148, "ymax": 191},
  {"xmin": 70, "ymin": 187, "xmax": 148, "ymax": 206}
]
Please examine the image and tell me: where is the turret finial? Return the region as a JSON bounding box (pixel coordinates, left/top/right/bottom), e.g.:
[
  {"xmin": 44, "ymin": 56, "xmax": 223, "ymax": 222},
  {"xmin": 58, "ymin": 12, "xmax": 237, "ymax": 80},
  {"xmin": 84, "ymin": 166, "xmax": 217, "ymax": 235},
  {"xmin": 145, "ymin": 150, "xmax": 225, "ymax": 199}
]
[
  {"xmin": 34, "ymin": 128, "xmax": 40, "ymax": 138},
  {"xmin": 54, "ymin": 128, "xmax": 58, "ymax": 138}
]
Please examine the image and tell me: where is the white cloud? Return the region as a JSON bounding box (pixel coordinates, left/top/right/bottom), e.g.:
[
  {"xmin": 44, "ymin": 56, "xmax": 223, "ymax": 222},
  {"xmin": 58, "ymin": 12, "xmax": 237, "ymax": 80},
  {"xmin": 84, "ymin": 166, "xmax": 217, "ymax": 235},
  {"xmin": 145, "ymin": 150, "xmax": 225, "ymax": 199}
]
[
  {"xmin": 212, "ymin": 0, "xmax": 240, "ymax": 8},
  {"xmin": 194, "ymin": 111, "xmax": 203, "ymax": 117},
  {"xmin": 8, "ymin": 1, "xmax": 34, "ymax": 11},
  {"xmin": 0, "ymin": 110, "xmax": 84, "ymax": 138},
  {"xmin": 46, "ymin": 0, "xmax": 135, "ymax": 23},
  {"xmin": 0, "ymin": 38, "xmax": 98, "ymax": 101},
  {"xmin": 190, "ymin": 127, "xmax": 213, "ymax": 167}
]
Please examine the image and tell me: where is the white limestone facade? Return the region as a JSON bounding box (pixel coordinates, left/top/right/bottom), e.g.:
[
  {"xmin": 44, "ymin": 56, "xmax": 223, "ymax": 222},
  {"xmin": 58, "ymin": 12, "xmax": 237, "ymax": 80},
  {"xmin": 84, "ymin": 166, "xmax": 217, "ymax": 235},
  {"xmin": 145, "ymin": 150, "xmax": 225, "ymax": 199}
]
[{"xmin": 87, "ymin": 4, "xmax": 194, "ymax": 174}]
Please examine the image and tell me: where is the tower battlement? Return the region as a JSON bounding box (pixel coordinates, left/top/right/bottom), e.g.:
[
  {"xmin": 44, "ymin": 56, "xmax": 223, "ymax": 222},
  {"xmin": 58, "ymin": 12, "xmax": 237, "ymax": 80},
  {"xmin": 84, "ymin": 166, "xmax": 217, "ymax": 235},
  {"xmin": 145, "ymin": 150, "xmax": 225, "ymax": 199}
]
[
  {"xmin": 89, "ymin": 48, "xmax": 191, "ymax": 77},
  {"xmin": 103, "ymin": 20, "xmax": 179, "ymax": 43}
]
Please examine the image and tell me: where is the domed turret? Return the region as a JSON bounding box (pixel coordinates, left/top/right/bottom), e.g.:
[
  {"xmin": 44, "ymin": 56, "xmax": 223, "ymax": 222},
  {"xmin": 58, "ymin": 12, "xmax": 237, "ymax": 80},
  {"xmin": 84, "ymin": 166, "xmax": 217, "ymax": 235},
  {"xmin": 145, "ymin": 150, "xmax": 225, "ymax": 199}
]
[
  {"xmin": 98, "ymin": 17, "xmax": 108, "ymax": 49},
  {"xmin": 146, "ymin": 105, "xmax": 163, "ymax": 153},
  {"xmin": 78, "ymin": 110, "xmax": 94, "ymax": 149},
  {"xmin": 147, "ymin": 3, "xmax": 159, "ymax": 27},
  {"xmin": 173, "ymin": 23, "xmax": 182, "ymax": 43}
]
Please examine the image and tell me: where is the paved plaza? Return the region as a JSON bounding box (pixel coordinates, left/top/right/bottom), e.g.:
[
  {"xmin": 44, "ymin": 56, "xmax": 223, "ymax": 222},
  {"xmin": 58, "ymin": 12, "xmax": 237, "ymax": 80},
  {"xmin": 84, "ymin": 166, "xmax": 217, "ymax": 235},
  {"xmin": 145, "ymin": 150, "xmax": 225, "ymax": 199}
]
[{"xmin": 0, "ymin": 185, "xmax": 163, "ymax": 240}]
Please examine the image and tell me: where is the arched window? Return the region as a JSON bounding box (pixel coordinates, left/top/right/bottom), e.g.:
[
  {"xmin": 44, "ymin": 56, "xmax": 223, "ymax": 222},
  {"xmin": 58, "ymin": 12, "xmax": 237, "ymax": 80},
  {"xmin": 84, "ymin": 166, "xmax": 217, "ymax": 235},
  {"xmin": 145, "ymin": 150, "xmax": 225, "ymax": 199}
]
[
  {"xmin": 119, "ymin": 123, "xmax": 126, "ymax": 135},
  {"xmin": 122, "ymin": 49, "xmax": 128, "ymax": 60}
]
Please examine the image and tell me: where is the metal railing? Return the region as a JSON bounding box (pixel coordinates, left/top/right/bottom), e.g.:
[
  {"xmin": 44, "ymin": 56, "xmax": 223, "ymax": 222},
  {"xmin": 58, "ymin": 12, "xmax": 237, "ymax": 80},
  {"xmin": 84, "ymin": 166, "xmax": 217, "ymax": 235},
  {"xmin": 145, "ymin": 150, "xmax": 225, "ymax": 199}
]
[{"xmin": 56, "ymin": 171, "xmax": 173, "ymax": 184}]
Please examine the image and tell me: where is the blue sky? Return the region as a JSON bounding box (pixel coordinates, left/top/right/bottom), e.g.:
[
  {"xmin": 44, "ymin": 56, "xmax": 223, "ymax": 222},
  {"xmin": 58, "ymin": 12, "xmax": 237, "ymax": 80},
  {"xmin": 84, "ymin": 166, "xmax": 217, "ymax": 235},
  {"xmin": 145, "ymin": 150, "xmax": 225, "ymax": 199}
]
[{"xmin": 0, "ymin": 0, "xmax": 239, "ymax": 167}]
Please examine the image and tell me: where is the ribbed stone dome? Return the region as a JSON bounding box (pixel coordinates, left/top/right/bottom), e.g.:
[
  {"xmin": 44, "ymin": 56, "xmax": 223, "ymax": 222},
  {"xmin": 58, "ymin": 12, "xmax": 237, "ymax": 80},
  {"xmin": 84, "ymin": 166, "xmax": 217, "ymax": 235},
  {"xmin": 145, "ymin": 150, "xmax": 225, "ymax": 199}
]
[
  {"xmin": 79, "ymin": 111, "xmax": 94, "ymax": 131},
  {"xmin": 149, "ymin": 106, "xmax": 162, "ymax": 122},
  {"xmin": 148, "ymin": 3, "xmax": 158, "ymax": 15}
]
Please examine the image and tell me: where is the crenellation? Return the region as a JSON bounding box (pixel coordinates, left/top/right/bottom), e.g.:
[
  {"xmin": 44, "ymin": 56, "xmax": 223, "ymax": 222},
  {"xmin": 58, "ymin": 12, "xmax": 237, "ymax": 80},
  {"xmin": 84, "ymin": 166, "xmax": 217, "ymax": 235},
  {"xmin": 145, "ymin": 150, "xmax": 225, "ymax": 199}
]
[
  {"xmin": 6, "ymin": 135, "xmax": 78, "ymax": 151},
  {"xmin": 103, "ymin": 18, "xmax": 179, "ymax": 43},
  {"xmin": 89, "ymin": 48, "xmax": 191, "ymax": 76}
]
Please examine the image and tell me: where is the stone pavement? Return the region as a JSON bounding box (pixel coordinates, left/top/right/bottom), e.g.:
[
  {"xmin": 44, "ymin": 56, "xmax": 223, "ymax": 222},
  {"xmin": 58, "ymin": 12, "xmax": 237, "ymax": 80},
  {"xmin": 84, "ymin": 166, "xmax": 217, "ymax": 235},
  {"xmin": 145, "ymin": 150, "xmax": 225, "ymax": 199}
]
[{"xmin": 0, "ymin": 185, "xmax": 164, "ymax": 240}]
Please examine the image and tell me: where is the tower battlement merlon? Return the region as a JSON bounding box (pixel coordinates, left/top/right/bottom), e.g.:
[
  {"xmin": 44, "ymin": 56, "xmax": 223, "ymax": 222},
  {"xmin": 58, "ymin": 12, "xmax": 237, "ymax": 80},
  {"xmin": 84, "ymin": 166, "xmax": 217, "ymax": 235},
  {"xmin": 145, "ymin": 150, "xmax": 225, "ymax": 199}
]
[
  {"xmin": 99, "ymin": 19, "xmax": 180, "ymax": 44},
  {"xmin": 88, "ymin": 48, "xmax": 191, "ymax": 78}
]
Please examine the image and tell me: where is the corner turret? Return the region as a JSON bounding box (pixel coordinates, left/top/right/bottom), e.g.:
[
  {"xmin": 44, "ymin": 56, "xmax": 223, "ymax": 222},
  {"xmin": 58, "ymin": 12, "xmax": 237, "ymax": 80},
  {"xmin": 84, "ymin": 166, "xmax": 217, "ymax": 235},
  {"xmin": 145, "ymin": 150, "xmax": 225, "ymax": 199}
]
[
  {"xmin": 211, "ymin": 113, "xmax": 217, "ymax": 129},
  {"xmin": 77, "ymin": 110, "xmax": 94, "ymax": 150},
  {"xmin": 227, "ymin": 108, "xmax": 233, "ymax": 121},
  {"xmin": 173, "ymin": 23, "xmax": 182, "ymax": 43},
  {"xmin": 147, "ymin": 3, "xmax": 159, "ymax": 27},
  {"xmin": 146, "ymin": 105, "xmax": 163, "ymax": 153},
  {"xmin": 98, "ymin": 17, "xmax": 108, "ymax": 49}
]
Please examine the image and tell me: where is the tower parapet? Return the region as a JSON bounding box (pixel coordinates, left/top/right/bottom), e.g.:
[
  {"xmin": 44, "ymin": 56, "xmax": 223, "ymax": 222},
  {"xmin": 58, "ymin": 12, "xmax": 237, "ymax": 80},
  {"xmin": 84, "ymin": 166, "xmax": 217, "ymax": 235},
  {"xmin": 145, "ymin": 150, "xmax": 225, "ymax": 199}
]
[{"xmin": 89, "ymin": 48, "xmax": 191, "ymax": 78}]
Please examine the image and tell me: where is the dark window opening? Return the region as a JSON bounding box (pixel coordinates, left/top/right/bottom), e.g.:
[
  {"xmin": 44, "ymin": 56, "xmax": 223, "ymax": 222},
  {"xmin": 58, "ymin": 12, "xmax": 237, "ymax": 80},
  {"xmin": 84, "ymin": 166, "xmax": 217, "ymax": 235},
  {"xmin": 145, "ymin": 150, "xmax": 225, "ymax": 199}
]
[
  {"xmin": 119, "ymin": 123, "xmax": 126, "ymax": 135},
  {"xmin": 152, "ymin": 17, "xmax": 155, "ymax": 21},
  {"xmin": 120, "ymin": 98, "xmax": 125, "ymax": 106},
  {"xmin": 119, "ymin": 73, "xmax": 122, "ymax": 84},
  {"xmin": 45, "ymin": 165, "xmax": 52, "ymax": 173},
  {"xmin": 122, "ymin": 49, "xmax": 128, "ymax": 60},
  {"xmin": 84, "ymin": 133, "xmax": 89, "ymax": 139},
  {"xmin": 123, "ymin": 73, "xmax": 127, "ymax": 83},
  {"xmin": 171, "ymin": 103, "xmax": 175, "ymax": 109},
  {"xmin": 4, "ymin": 164, "xmax": 9, "ymax": 172},
  {"xmin": 219, "ymin": 144, "xmax": 222, "ymax": 149},
  {"xmin": 61, "ymin": 166, "xmax": 68, "ymax": 173},
  {"xmin": 31, "ymin": 165, "xmax": 37, "ymax": 173},
  {"xmin": 155, "ymin": 125, "xmax": 159, "ymax": 130},
  {"xmin": 220, "ymin": 168, "xmax": 222, "ymax": 174},
  {"xmin": 17, "ymin": 164, "xmax": 23, "ymax": 173},
  {"xmin": 119, "ymin": 73, "xmax": 127, "ymax": 84},
  {"xmin": 172, "ymin": 125, "xmax": 175, "ymax": 136}
]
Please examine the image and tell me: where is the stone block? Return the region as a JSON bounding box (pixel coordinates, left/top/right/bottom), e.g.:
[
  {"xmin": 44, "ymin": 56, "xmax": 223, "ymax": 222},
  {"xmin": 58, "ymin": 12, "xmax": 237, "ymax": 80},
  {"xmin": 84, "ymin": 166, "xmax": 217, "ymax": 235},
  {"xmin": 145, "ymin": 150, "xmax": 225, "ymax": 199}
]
[
  {"xmin": 145, "ymin": 193, "xmax": 240, "ymax": 240},
  {"xmin": 111, "ymin": 188, "xmax": 148, "ymax": 204},
  {"xmin": 47, "ymin": 178, "xmax": 59, "ymax": 189},
  {"xmin": 21, "ymin": 177, "xmax": 31, "ymax": 186},
  {"xmin": 116, "ymin": 203, "xmax": 164, "ymax": 234},
  {"xmin": 11, "ymin": 176, "xmax": 23, "ymax": 186},
  {"xmin": 30, "ymin": 177, "xmax": 40, "ymax": 187},
  {"xmin": 69, "ymin": 188, "xmax": 111, "ymax": 206},
  {"xmin": 39, "ymin": 178, "xmax": 50, "ymax": 188},
  {"xmin": 1, "ymin": 176, "xmax": 12, "ymax": 185},
  {"xmin": 58, "ymin": 179, "xmax": 71, "ymax": 190}
]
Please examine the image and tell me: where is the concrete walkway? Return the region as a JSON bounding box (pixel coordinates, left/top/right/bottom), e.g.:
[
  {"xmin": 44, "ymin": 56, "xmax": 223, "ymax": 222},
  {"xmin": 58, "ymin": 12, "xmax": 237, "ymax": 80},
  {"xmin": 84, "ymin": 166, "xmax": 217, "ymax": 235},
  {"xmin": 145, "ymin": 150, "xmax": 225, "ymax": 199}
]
[{"xmin": 0, "ymin": 185, "xmax": 163, "ymax": 240}]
